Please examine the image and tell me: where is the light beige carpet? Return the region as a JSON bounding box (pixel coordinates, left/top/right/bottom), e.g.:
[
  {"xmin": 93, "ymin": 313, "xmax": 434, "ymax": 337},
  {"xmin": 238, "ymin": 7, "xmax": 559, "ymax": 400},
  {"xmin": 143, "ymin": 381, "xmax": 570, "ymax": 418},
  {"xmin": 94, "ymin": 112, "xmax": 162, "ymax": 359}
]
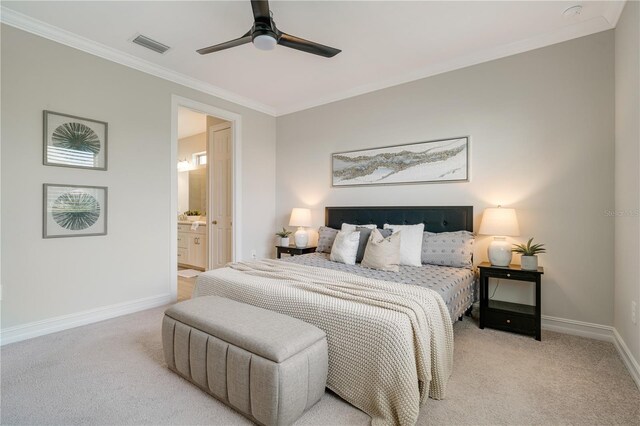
[{"xmin": 2, "ymin": 305, "xmax": 639, "ymax": 425}]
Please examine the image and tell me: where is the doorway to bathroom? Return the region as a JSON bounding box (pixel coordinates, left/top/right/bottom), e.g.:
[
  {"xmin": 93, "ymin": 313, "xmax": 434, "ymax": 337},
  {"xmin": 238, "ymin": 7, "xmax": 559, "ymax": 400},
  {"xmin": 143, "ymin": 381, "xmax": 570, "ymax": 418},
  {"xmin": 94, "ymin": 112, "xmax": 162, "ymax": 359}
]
[{"xmin": 175, "ymin": 105, "xmax": 234, "ymax": 301}]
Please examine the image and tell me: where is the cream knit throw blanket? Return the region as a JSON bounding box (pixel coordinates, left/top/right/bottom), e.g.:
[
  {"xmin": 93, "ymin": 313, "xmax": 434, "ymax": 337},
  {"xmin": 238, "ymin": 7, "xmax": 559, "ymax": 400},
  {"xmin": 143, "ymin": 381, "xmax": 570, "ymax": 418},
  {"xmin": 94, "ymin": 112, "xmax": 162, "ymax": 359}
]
[{"xmin": 194, "ymin": 259, "xmax": 454, "ymax": 425}]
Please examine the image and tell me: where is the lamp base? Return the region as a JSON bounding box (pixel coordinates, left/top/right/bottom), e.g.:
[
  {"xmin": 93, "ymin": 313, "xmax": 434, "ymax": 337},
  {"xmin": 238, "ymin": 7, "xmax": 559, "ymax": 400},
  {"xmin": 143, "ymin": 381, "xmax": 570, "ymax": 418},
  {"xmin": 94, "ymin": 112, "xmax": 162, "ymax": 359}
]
[
  {"xmin": 488, "ymin": 237, "xmax": 512, "ymax": 267},
  {"xmin": 294, "ymin": 227, "xmax": 308, "ymax": 248}
]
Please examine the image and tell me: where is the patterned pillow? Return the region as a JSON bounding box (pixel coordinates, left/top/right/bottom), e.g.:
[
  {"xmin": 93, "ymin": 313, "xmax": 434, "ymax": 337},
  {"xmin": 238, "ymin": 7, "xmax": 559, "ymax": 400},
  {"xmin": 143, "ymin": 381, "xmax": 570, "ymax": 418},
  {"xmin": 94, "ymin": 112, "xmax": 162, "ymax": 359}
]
[
  {"xmin": 421, "ymin": 231, "xmax": 474, "ymax": 269},
  {"xmin": 316, "ymin": 226, "xmax": 339, "ymax": 253},
  {"xmin": 355, "ymin": 227, "xmax": 392, "ymax": 263}
]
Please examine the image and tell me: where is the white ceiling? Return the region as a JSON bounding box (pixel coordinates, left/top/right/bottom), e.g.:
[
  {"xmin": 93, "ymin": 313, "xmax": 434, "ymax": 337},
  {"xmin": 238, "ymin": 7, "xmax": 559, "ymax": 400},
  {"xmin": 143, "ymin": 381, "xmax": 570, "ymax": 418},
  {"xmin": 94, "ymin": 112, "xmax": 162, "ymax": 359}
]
[{"xmin": 1, "ymin": 1, "xmax": 625, "ymax": 116}]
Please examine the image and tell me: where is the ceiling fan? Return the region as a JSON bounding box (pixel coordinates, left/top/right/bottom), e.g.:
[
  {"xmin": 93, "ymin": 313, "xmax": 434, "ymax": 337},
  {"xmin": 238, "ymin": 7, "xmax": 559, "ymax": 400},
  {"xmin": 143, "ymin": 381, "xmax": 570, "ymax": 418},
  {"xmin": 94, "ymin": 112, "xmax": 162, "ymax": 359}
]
[{"xmin": 197, "ymin": 0, "xmax": 341, "ymax": 58}]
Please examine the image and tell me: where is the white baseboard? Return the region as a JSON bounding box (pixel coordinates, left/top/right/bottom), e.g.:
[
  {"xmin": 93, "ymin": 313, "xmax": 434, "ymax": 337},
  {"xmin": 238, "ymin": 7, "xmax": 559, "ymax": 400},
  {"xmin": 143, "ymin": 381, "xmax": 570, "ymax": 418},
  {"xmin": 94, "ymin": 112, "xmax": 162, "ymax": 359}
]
[
  {"xmin": 541, "ymin": 315, "xmax": 640, "ymax": 390},
  {"xmin": 613, "ymin": 328, "xmax": 640, "ymax": 390},
  {"xmin": 0, "ymin": 293, "xmax": 173, "ymax": 346},
  {"xmin": 542, "ymin": 315, "xmax": 615, "ymax": 342}
]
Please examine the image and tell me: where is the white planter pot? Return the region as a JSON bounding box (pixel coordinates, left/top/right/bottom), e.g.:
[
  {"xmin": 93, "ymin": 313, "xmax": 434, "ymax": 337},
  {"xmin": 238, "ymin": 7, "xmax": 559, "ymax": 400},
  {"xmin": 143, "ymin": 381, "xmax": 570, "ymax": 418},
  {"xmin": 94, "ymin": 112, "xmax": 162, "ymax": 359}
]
[
  {"xmin": 521, "ymin": 255, "xmax": 538, "ymax": 271},
  {"xmin": 280, "ymin": 237, "xmax": 290, "ymax": 247}
]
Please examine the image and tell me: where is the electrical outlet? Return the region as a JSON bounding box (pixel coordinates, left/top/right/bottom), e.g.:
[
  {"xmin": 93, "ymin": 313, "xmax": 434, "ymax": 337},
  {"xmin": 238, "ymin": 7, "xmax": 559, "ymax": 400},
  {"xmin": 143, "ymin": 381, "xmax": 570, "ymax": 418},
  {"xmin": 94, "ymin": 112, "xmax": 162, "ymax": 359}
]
[
  {"xmin": 251, "ymin": 250, "xmax": 257, "ymax": 259},
  {"xmin": 632, "ymin": 301, "xmax": 637, "ymax": 325}
]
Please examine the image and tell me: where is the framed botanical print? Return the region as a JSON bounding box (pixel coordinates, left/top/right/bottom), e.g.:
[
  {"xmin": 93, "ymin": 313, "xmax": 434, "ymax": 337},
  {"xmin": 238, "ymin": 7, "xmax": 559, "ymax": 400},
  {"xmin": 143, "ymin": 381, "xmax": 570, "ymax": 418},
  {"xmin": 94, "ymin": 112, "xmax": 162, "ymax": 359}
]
[
  {"xmin": 43, "ymin": 110, "xmax": 108, "ymax": 170},
  {"xmin": 43, "ymin": 184, "xmax": 108, "ymax": 238}
]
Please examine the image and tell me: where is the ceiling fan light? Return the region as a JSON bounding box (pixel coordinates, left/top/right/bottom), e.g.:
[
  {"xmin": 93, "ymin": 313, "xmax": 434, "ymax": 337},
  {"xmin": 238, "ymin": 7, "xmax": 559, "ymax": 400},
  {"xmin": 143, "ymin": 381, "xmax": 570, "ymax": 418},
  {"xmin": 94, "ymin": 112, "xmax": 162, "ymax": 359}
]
[{"xmin": 253, "ymin": 34, "xmax": 277, "ymax": 51}]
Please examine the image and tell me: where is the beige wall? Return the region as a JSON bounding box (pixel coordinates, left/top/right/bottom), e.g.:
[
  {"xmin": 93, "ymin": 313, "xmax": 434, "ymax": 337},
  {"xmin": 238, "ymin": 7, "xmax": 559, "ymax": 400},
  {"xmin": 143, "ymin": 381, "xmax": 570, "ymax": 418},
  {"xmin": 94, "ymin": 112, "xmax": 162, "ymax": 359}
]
[
  {"xmin": 178, "ymin": 132, "xmax": 206, "ymax": 164},
  {"xmin": 0, "ymin": 25, "xmax": 276, "ymax": 330},
  {"xmin": 276, "ymin": 31, "xmax": 615, "ymax": 325},
  {"xmin": 614, "ymin": 1, "xmax": 640, "ymax": 366}
]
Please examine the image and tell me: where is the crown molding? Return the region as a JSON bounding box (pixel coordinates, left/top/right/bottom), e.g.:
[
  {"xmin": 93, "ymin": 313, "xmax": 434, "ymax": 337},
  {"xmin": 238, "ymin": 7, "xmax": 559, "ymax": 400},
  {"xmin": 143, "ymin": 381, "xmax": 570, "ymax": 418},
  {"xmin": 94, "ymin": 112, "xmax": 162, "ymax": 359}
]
[
  {"xmin": 603, "ymin": 0, "xmax": 627, "ymax": 27},
  {"xmin": 0, "ymin": 6, "xmax": 277, "ymax": 117},
  {"xmin": 1, "ymin": 6, "xmax": 618, "ymax": 117},
  {"xmin": 276, "ymin": 16, "xmax": 614, "ymax": 116}
]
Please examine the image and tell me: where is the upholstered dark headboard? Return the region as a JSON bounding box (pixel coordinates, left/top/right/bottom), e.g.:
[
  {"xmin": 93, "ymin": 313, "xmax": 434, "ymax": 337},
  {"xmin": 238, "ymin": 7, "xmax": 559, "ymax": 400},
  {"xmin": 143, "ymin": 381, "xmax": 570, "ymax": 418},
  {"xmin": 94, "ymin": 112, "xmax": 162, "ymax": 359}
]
[{"xmin": 325, "ymin": 206, "xmax": 473, "ymax": 233}]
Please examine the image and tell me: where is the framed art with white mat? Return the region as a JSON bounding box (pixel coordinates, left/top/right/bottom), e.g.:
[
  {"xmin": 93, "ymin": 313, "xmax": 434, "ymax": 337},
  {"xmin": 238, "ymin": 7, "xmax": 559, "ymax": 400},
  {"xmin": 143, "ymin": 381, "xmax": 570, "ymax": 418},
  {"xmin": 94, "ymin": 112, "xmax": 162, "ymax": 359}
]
[
  {"xmin": 43, "ymin": 110, "xmax": 108, "ymax": 170},
  {"xmin": 43, "ymin": 184, "xmax": 108, "ymax": 238}
]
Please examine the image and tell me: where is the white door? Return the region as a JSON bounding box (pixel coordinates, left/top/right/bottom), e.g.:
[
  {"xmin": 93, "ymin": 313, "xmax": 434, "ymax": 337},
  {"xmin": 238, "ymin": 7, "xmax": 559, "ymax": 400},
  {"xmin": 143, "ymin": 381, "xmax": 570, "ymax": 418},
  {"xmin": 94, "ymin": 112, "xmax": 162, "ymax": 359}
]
[{"xmin": 208, "ymin": 123, "xmax": 233, "ymax": 269}]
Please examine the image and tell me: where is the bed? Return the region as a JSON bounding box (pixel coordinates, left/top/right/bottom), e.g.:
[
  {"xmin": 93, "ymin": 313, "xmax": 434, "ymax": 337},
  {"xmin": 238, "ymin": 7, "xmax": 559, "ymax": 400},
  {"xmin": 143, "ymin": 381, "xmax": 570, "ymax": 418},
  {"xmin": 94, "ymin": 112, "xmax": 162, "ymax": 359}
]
[
  {"xmin": 194, "ymin": 206, "xmax": 475, "ymax": 426},
  {"xmin": 281, "ymin": 253, "xmax": 474, "ymax": 322}
]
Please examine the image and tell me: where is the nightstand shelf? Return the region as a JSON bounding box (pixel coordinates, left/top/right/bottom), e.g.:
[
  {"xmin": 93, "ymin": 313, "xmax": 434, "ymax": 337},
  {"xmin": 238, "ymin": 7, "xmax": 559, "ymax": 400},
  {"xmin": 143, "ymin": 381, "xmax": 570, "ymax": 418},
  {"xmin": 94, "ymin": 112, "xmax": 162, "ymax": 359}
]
[
  {"xmin": 478, "ymin": 262, "xmax": 544, "ymax": 341},
  {"xmin": 488, "ymin": 300, "xmax": 536, "ymax": 316}
]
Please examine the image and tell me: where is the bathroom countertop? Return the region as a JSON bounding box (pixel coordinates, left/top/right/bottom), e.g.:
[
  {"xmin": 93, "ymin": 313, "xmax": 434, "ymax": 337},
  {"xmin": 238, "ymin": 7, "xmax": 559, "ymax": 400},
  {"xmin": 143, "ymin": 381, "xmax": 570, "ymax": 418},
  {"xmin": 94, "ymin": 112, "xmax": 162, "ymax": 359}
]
[{"xmin": 178, "ymin": 221, "xmax": 207, "ymax": 226}]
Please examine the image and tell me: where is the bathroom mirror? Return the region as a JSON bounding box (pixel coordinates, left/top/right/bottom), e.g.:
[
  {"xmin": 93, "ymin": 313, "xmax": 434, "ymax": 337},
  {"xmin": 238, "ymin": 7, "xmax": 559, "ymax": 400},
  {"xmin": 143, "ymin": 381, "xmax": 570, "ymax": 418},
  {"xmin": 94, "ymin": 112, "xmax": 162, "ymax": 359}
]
[{"xmin": 188, "ymin": 169, "xmax": 206, "ymax": 213}]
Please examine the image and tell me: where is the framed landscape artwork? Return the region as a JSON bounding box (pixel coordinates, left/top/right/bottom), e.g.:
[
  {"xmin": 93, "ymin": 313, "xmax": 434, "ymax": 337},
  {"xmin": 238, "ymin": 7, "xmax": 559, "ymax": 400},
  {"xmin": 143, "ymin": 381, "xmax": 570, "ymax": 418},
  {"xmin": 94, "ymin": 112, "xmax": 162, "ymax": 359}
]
[
  {"xmin": 43, "ymin": 110, "xmax": 108, "ymax": 170},
  {"xmin": 332, "ymin": 136, "xmax": 469, "ymax": 187},
  {"xmin": 43, "ymin": 184, "xmax": 108, "ymax": 238}
]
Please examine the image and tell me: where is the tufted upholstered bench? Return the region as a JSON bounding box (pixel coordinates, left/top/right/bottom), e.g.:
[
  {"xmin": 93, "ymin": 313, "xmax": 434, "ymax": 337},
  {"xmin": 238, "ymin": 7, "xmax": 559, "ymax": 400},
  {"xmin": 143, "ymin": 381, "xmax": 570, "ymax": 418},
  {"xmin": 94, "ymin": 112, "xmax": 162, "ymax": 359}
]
[{"xmin": 162, "ymin": 296, "xmax": 328, "ymax": 426}]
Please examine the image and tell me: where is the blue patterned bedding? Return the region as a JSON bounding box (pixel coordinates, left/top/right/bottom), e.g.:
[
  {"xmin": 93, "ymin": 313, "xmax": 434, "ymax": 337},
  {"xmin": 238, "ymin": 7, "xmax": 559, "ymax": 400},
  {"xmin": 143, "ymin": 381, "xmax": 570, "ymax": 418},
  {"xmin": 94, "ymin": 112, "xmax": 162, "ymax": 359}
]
[{"xmin": 280, "ymin": 252, "xmax": 476, "ymax": 323}]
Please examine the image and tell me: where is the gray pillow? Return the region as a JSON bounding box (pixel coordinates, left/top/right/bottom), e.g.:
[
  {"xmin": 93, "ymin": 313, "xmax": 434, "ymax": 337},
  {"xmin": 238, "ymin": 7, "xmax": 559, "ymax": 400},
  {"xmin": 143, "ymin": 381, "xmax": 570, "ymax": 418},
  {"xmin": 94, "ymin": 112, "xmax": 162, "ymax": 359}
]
[
  {"xmin": 421, "ymin": 231, "xmax": 475, "ymax": 269},
  {"xmin": 316, "ymin": 226, "xmax": 339, "ymax": 253},
  {"xmin": 356, "ymin": 227, "xmax": 392, "ymax": 262}
]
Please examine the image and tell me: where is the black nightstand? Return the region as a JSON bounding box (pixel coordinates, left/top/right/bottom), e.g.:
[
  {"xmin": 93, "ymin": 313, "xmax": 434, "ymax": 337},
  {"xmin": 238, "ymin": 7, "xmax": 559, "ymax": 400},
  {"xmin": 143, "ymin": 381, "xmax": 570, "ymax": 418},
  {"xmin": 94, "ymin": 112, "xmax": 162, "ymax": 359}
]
[
  {"xmin": 276, "ymin": 245, "xmax": 317, "ymax": 259},
  {"xmin": 478, "ymin": 262, "xmax": 544, "ymax": 341}
]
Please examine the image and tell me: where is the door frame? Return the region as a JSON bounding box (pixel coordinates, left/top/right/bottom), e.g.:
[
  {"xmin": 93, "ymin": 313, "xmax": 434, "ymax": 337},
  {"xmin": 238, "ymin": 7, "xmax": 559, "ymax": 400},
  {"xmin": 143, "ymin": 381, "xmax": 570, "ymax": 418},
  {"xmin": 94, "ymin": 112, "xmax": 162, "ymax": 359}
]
[
  {"xmin": 170, "ymin": 95, "xmax": 242, "ymax": 301},
  {"xmin": 207, "ymin": 122, "xmax": 232, "ymax": 269}
]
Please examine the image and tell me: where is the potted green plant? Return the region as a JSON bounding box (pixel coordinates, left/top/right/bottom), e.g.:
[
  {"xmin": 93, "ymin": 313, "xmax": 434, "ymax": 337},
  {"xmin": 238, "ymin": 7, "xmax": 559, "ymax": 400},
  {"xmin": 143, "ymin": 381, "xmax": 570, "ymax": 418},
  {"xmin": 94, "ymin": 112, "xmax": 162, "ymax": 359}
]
[
  {"xmin": 512, "ymin": 238, "xmax": 546, "ymax": 271},
  {"xmin": 184, "ymin": 210, "xmax": 202, "ymax": 222},
  {"xmin": 275, "ymin": 227, "xmax": 292, "ymax": 247}
]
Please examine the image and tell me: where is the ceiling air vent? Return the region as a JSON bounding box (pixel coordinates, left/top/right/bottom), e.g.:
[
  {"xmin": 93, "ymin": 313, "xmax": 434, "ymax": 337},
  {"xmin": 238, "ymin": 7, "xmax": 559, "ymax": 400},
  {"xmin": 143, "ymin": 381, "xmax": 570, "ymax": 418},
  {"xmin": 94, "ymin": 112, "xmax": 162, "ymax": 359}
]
[{"xmin": 131, "ymin": 34, "xmax": 170, "ymax": 54}]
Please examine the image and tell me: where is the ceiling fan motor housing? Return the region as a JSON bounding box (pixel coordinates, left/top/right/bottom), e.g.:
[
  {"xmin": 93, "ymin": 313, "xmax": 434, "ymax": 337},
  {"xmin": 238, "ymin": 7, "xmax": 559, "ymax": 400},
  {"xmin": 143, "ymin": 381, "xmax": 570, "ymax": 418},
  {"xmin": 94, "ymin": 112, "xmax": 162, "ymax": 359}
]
[
  {"xmin": 251, "ymin": 21, "xmax": 278, "ymax": 42},
  {"xmin": 251, "ymin": 20, "xmax": 278, "ymax": 50}
]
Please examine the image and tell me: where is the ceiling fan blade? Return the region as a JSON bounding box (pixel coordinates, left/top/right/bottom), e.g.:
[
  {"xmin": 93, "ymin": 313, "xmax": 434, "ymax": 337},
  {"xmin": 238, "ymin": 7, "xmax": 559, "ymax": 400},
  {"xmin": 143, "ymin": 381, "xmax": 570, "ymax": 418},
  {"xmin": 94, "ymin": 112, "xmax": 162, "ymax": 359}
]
[
  {"xmin": 278, "ymin": 33, "xmax": 341, "ymax": 58},
  {"xmin": 251, "ymin": 0, "xmax": 271, "ymax": 22},
  {"xmin": 197, "ymin": 31, "xmax": 252, "ymax": 55}
]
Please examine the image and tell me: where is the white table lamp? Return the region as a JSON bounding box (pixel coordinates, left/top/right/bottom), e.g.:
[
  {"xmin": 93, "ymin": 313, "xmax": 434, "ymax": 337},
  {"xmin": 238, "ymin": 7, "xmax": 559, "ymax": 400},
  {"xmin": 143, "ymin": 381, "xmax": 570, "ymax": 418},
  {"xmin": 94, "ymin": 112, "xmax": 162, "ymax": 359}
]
[
  {"xmin": 289, "ymin": 208, "xmax": 312, "ymax": 248},
  {"xmin": 478, "ymin": 207, "xmax": 520, "ymax": 267}
]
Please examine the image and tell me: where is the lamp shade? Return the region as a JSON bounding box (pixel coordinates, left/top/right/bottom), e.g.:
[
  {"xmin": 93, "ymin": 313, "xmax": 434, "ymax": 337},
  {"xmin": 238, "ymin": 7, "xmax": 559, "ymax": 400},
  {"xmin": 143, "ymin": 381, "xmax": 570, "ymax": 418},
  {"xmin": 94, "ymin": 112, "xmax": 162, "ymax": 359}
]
[
  {"xmin": 478, "ymin": 207, "xmax": 520, "ymax": 237},
  {"xmin": 289, "ymin": 208, "xmax": 312, "ymax": 227}
]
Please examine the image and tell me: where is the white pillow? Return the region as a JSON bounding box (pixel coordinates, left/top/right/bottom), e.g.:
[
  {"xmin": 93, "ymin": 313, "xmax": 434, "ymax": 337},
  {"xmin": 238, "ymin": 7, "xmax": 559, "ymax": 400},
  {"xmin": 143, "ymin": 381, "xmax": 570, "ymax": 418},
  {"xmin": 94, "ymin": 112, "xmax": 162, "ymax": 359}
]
[
  {"xmin": 341, "ymin": 223, "xmax": 377, "ymax": 232},
  {"xmin": 383, "ymin": 223, "xmax": 425, "ymax": 266},
  {"xmin": 330, "ymin": 230, "xmax": 361, "ymax": 265}
]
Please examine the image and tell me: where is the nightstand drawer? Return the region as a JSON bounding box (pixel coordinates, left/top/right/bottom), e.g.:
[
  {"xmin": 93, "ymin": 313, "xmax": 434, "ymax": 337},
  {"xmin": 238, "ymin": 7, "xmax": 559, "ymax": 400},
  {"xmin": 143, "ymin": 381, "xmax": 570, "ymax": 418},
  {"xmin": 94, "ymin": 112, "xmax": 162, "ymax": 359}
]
[
  {"xmin": 485, "ymin": 268, "xmax": 534, "ymax": 281},
  {"xmin": 484, "ymin": 310, "xmax": 535, "ymax": 335}
]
